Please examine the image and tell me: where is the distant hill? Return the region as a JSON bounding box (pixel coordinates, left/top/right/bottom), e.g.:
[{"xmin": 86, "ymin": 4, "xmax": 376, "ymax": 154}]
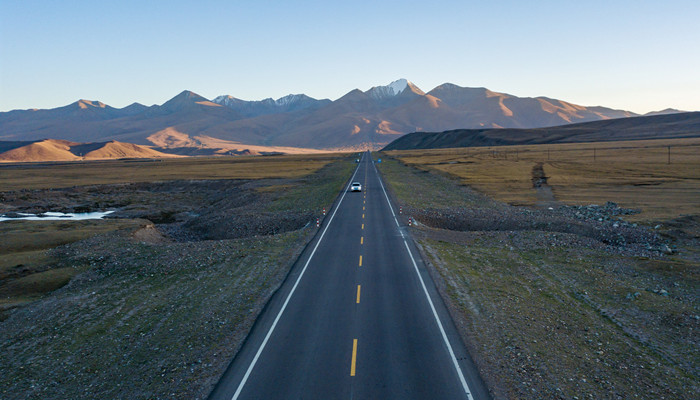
[
  {"xmin": 643, "ymin": 108, "xmax": 686, "ymax": 117},
  {"xmin": 0, "ymin": 139, "xmax": 179, "ymax": 163},
  {"xmin": 382, "ymin": 112, "xmax": 700, "ymax": 151},
  {"xmin": 0, "ymin": 79, "xmax": 674, "ymax": 151}
]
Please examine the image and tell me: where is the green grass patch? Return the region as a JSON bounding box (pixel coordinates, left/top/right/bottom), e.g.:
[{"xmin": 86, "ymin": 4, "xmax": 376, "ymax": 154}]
[
  {"xmin": 267, "ymin": 156, "xmax": 356, "ymax": 212},
  {"xmin": 377, "ymin": 157, "xmax": 494, "ymax": 209}
]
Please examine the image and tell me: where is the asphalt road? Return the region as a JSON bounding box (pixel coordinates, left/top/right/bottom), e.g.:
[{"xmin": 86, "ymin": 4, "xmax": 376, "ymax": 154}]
[{"xmin": 209, "ymin": 152, "xmax": 490, "ymax": 400}]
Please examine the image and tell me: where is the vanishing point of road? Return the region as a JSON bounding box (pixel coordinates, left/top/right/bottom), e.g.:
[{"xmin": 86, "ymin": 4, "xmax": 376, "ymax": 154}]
[{"xmin": 209, "ymin": 152, "xmax": 490, "ymax": 399}]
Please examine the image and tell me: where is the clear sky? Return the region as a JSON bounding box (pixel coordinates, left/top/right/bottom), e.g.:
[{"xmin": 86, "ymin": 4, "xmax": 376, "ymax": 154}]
[{"xmin": 1, "ymin": 0, "xmax": 698, "ymax": 113}]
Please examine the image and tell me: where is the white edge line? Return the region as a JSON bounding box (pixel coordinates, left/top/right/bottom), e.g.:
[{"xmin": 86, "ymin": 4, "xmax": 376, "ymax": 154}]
[
  {"xmin": 372, "ymin": 153, "xmax": 474, "ymax": 400},
  {"xmin": 231, "ymin": 155, "xmax": 363, "ymax": 400}
]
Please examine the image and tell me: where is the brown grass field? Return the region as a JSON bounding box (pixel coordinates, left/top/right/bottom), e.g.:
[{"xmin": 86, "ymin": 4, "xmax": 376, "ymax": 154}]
[
  {"xmin": 0, "ymin": 153, "xmax": 346, "ymax": 191},
  {"xmin": 385, "ymin": 137, "xmax": 700, "ymax": 221}
]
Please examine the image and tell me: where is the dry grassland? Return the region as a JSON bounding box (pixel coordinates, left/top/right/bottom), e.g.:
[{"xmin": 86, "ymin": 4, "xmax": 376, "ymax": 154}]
[
  {"xmin": 386, "ymin": 137, "xmax": 700, "ymax": 221},
  {"xmin": 0, "ymin": 153, "xmax": 345, "ymax": 191}
]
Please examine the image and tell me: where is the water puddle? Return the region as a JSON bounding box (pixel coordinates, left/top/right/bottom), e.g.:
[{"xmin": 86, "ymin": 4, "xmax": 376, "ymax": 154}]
[{"xmin": 0, "ymin": 211, "xmax": 115, "ymax": 222}]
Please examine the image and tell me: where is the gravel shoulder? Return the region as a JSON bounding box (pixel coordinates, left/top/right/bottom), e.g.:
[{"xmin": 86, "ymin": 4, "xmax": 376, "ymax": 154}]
[{"xmin": 377, "ymin": 156, "xmax": 699, "ymax": 399}]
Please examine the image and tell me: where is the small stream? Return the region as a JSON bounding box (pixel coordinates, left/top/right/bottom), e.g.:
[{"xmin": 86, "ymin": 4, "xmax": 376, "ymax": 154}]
[{"xmin": 0, "ymin": 211, "xmax": 115, "ymax": 222}]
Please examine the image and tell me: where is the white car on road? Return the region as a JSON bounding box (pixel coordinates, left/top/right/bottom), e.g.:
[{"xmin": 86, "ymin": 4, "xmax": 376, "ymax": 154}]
[{"xmin": 350, "ymin": 182, "xmax": 362, "ymax": 192}]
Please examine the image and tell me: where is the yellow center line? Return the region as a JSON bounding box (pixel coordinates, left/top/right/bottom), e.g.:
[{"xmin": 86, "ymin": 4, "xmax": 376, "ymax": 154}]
[
  {"xmin": 363, "ymin": 206, "xmax": 365, "ymax": 211},
  {"xmin": 360, "ymin": 236, "xmax": 363, "ymax": 245},
  {"xmin": 359, "ymin": 255, "xmax": 362, "ymax": 266},
  {"xmin": 356, "ymin": 285, "xmax": 361, "ymax": 303},
  {"xmin": 362, "ymin": 213, "xmax": 365, "ymax": 219},
  {"xmin": 361, "ymin": 223, "xmax": 364, "ymax": 230},
  {"xmin": 350, "ymin": 339, "xmax": 358, "ymax": 376}
]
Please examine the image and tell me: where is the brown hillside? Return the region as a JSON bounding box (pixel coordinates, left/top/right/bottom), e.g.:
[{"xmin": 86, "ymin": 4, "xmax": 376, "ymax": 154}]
[
  {"xmin": 0, "ymin": 140, "xmax": 178, "ymax": 163},
  {"xmin": 0, "ymin": 139, "xmax": 80, "ymax": 162},
  {"xmin": 83, "ymin": 141, "xmax": 177, "ymax": 160}
]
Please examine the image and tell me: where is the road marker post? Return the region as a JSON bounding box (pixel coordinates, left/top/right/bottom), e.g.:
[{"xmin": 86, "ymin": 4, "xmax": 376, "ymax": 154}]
[
  {"xmin": 316, "ymin": 218, "xmax": 320, "ymax": 228},
  {"xmin": 399, "ymin": 206, "xmax": 403, "ymax": 214},
  {"xmin": 408, "ymin": 217, "xmax": 412, "ymax": 227},
  {"xmin": 322, "ymin": 207, "xmax": 326, "ymax": 216}
]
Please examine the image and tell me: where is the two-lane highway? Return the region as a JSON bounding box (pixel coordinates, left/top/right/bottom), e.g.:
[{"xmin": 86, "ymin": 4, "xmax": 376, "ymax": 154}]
[{"xmin": 209, "ymin": 152, "xmax": 489, "ymax": 399}]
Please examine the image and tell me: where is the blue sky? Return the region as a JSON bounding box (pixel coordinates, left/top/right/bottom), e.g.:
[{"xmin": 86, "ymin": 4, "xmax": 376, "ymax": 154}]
[{"xmin": 1, "ymin": 0, "xmax": 698, "ymax": 113}]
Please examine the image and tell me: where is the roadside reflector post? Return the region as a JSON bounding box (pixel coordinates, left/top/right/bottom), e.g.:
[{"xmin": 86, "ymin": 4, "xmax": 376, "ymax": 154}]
[
  {"xmin": 399, "ymin": 206, "xmax": 403, "ymax": 215},
  {"xmin": 408, "ymin": 217, "xmax": 412, "ymax": 227},
  {"xmin": 323, "ymin": 207, "xmax": 326, "ymax": 216},
  {"xmin": 316, "ymin": 218, "xmax": 320, "ymax": 227}
]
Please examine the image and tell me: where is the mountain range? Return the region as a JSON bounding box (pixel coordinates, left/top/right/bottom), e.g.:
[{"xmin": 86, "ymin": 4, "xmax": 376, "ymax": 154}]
[{"xmin": 0, "ymin": 79, "xmax": 686, "ymax": 152}]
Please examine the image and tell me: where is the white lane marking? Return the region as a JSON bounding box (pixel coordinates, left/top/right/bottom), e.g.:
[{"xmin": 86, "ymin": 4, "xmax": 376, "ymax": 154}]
[
  {"xmin": 230, "ymin": 157, "xmax": 363, "ymax": 400},
  {"xmin": 372, "ymin": 159, "xmax": 400, "ymax": 229},
  {"xmin": 371, "ymin": 153, "xmax": 474, "ymax": 400}
]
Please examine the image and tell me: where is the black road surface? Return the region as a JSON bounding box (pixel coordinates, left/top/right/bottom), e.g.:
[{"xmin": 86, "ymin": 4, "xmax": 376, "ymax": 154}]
[{"xmin": 209, "ymin": 152, "xmax": 490, "ymax": 400}]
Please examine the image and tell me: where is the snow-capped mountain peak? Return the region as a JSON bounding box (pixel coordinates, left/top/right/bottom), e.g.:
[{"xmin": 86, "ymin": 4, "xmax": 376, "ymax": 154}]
[
  {"xmin": 210, "ymin": 93, "xmax": 329, "ymax": 118},
  {"xmin": 366, "ymin": 79, "xmax": 413, "ymax": 100},
  {"xmin": 213, "ymin": 95, "xmax": 232, "ymax": 102},
  {"xmin": 212, "ymin": 95, "xmax": 243, "ymax": 106},
  {"xmin": 213, "ymin": 94, "xmax": 308, "ymax": 107},
  {"xmin": 275, "ymin": 94, "xmax": 305, "ymax": 106},
  {"xmin": 387, "ymin": 79, "xmax": 409, "ymax": 95}
]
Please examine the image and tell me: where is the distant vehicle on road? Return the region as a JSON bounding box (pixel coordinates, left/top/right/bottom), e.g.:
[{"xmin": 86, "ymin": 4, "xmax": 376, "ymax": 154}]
[
  {"xmin": 350, "ymin": 182, "xmax": 362, "ymax": 192},
  {"xmin": 355, "ymin": 159, "xmax": 360, "ymax": 163}
]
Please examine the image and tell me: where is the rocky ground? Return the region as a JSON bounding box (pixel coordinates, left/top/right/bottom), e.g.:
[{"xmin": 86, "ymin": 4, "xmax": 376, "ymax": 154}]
[
  {"xmin": 0, "ymin": 159, "xmax": 354, "ymax": 400},
  {"xmin": 410, "ymin": 202, "xmax": 664, "ymax": 257},
  {"xmin": 378, "ymin": 156, "xmax": 699, "ymax": 399},
  {"xmin": 0, "ymin": 178, "xmax": 319, "ymax": 241}
]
